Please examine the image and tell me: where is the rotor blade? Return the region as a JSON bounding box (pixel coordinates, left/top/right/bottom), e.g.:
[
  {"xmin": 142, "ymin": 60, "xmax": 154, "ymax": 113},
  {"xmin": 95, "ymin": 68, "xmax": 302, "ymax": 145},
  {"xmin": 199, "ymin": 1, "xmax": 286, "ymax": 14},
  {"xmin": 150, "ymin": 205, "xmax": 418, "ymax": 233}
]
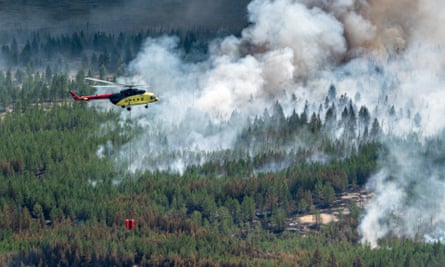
[
  {"xmin": 85, "ymin": 77, "xmax": 124, "ymax": 86},
  {"xmin": 92, "ymin": 85, "xmax": 119, "ymax": 88}
]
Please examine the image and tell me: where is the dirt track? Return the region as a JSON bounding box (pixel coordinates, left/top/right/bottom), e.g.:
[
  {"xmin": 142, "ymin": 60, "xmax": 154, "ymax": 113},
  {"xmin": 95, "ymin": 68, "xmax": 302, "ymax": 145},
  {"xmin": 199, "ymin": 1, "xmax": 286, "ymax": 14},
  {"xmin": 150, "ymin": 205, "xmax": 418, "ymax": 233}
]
[{"xmin": 288, "ymin": 189, "xmax": 373, "ymax": 232}]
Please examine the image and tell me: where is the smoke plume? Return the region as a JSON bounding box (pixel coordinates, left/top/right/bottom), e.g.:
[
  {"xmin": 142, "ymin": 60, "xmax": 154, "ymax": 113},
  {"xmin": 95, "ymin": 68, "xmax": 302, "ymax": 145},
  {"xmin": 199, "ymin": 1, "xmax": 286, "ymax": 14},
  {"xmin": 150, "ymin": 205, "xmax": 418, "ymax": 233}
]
[
  {"xmin": 95, "ymin": 0, "xmax": 445, "ymax": 245},
  {"xmin": 360, "ymin": 135, "xmax": 445, "ymax": 247}
]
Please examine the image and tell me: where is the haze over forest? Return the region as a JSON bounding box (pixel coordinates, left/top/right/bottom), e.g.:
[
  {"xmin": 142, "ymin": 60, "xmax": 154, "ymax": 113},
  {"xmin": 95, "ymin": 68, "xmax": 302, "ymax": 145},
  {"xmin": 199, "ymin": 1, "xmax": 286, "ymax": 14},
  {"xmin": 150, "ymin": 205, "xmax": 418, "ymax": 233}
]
[
  {"xmin": 0, "ymin": 0, "xmax": 250, "ymax": 34},
  {"xmin": 1, "ymin": 0, "xmax": 445, "ymax": 265}
]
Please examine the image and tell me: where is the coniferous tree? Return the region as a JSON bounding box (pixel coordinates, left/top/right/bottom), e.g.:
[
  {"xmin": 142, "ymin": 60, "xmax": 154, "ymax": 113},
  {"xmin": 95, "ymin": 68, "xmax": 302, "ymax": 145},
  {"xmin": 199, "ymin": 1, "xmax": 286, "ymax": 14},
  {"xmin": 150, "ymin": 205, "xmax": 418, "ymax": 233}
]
[{"xmin": 370, "ymin": 118, "xmax": 381, "ymax": 139}]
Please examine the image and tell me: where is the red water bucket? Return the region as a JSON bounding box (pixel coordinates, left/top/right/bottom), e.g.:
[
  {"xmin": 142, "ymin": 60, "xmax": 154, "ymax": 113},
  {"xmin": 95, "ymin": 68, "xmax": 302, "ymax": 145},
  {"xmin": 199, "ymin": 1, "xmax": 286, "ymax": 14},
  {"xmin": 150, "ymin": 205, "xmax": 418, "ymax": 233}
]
[{"xmin": 125, "ymin": 219, "xmax": 135, "ymax": 230}]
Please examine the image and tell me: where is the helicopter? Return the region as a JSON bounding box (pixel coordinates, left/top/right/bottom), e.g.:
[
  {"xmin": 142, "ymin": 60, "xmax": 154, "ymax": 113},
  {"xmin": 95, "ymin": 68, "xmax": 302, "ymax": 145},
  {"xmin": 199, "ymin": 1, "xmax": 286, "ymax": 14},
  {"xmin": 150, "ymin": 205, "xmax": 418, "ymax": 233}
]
[{"xmin": 69, "ymin": 77, "xmax": 159, "ymax": 110}]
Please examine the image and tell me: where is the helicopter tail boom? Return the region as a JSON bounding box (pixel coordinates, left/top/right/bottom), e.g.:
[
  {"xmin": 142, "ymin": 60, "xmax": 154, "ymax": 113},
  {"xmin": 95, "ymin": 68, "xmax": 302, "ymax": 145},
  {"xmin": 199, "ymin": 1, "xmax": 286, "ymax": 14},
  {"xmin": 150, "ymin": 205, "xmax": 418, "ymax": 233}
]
[
  {"xmin": 69, "ymin": 91, "xmax": 113, "ymax": 101},
  {"xmin": 69, "ymin": 91, "xmax": 87, "ymax": 101}
]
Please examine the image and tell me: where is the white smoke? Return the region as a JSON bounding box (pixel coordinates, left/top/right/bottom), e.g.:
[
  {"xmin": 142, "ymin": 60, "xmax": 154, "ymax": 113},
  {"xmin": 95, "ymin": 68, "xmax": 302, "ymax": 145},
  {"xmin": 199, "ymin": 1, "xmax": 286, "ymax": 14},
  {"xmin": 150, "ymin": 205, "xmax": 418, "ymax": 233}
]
[
  {"xmin": 244, "ymin": 0, "xmax": 347, "ymax": 78},
  {"xmin": 127, "ymin": 0, "xmax": 350, "ymax": 121},
  {"xmin": 105, "ymin": 0, "xmax": 354, "ymax": 174},
  {"xmin": 360, "ymin": 135, "xmax": 445, "ymax": 247},
  {"xmin": 95, "ymin": 0, "xmax": 445, "ymax": 245}
]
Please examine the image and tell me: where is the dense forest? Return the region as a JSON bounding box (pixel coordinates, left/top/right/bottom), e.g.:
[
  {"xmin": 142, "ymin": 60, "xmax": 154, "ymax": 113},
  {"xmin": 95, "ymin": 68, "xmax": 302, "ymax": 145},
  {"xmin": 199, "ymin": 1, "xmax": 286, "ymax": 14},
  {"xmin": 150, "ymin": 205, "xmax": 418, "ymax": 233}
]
[{"xmin": 0, "ymin": 29, "xmax": 444, "ymax": 266}]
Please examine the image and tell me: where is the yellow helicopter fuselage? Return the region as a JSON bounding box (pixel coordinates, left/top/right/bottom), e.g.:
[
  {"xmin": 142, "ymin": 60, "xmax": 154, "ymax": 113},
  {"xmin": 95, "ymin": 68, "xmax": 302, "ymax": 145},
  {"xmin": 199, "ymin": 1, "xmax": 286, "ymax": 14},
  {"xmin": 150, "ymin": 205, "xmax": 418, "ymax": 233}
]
[{"xmin": 115, "ymin": 92, "xmax": 159, "ymax": 108}]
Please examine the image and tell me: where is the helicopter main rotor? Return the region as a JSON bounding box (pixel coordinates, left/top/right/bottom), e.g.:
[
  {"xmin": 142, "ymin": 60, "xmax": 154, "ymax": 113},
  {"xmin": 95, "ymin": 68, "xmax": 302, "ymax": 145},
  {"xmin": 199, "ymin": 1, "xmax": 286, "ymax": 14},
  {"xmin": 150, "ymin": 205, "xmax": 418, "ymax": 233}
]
[{"xmin": 85, "ymin": 77, "xmax": 147, "ymax": 89}]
